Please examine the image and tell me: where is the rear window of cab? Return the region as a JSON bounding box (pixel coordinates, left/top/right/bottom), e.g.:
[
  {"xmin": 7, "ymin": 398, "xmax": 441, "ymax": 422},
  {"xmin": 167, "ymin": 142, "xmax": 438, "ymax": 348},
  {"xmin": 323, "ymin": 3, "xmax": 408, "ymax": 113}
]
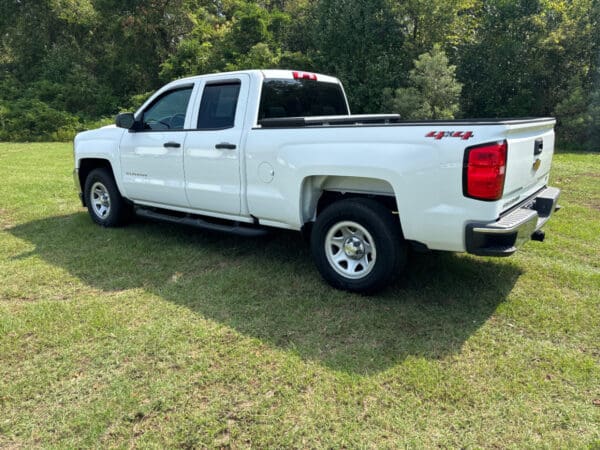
[{"xmin": 258, "ymin": 79, "xmax": 349, "ymax": 120}]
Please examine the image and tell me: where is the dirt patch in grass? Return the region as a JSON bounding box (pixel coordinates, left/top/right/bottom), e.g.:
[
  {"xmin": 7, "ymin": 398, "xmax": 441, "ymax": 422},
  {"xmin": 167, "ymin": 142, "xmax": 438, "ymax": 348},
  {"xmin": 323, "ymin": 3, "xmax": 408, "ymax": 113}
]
[
  {"xmin": 0, "ymin": 208, "xmax": 15, "ymax": 230},
  {"xmin": 582, "ymin": 196, "xmax": 600, "ymax": 211}
]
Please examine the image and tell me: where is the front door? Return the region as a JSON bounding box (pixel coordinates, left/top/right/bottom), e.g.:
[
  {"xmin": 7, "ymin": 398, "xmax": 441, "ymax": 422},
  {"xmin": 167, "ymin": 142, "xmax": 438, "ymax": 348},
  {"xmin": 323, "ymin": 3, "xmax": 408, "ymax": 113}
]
[
  {"xmin": 184, "ymin": 75, "xmax": 249, "ymax": 215},
  {"xmin": 119, "ymin": 85, "xmax": 194, "ymax": 207}
]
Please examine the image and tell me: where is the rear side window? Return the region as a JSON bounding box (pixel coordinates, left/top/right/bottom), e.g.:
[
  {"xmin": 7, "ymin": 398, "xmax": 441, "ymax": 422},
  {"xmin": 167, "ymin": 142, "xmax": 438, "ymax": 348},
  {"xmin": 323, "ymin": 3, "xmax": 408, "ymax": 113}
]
[
  {"xmin": 258, "ymin": 79, "xmax": 349, "ymax": 120},
  {"xmin": 197, "ymin": 82, "xmax": 241, "ymax": 129},
  {"xmin": 142, "ymin": 87, "xmax": 193, "ymax": 131}
]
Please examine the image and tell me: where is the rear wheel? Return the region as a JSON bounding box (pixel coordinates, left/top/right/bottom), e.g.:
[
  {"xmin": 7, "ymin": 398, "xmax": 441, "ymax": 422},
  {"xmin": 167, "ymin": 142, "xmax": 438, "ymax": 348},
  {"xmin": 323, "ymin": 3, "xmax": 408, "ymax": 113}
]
[
  {"xmin": 84, "ymin": 168, "xmax": 132, "ymax": 227},
  {"xmin": 310, "ymin": 198, "xmax": 407, "ymax": 293}
]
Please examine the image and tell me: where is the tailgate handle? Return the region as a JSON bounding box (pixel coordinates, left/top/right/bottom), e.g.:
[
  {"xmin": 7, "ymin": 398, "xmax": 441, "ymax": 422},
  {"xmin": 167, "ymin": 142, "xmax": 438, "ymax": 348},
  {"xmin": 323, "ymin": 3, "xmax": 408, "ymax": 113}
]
[{"xmin": 534, "ymin": 139, "xmax": 543, "ymax": 155}]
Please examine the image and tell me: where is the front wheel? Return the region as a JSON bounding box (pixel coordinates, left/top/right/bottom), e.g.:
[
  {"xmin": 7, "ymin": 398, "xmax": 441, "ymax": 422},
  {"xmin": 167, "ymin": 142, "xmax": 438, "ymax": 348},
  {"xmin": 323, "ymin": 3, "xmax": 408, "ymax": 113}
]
[
  {"xmin": 84, "ymin": 168, "xmax": 132, "ymax": 227},
  {"xmin": 310, "ymin": 198, "xmax": 407, "ymax": 293}
]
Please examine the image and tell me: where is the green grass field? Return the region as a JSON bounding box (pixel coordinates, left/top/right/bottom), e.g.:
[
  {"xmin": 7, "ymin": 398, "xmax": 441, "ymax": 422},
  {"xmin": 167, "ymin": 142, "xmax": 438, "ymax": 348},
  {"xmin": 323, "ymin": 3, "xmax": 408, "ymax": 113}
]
[{"xmin": 0, "ymin": 142, "xmax": 598, "ymax": 448}]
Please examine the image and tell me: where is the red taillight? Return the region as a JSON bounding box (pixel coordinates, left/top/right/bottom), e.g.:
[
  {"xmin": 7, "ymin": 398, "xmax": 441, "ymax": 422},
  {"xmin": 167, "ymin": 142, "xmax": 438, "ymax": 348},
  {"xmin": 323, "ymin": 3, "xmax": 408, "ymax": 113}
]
[
  {"xmin": 463, "ymin": 140, "xmax": 507, "ymax": 201},
  {"xmin": 292, "ymin": 71, "xmax": 317, "ymax": 81}
]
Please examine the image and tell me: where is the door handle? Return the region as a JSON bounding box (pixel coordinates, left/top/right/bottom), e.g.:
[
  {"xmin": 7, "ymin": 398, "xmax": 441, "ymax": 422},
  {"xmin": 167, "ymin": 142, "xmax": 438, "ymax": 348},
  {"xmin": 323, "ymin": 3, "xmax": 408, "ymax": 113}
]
[
  {"xmin": 164, "ymin": 142, "xmax": 181, "ymax": 148},
  {"xmin": 215, "ymin": 142, "xmax": 237, "ymax": 150}
]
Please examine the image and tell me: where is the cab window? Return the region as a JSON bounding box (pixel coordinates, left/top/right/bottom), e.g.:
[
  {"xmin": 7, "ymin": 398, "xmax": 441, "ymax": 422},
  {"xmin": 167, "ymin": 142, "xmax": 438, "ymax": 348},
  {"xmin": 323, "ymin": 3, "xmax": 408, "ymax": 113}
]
[
  {"xmin": 142, "ymin": 87, "xmax": 193, "ymax": 131},
  {"xmin": 197, "ymin": 82, "xmax": 241, "ymax": 130},
  {"xmin": 258, "ymin": 79, "xmax": 349, "ymax": 119}
]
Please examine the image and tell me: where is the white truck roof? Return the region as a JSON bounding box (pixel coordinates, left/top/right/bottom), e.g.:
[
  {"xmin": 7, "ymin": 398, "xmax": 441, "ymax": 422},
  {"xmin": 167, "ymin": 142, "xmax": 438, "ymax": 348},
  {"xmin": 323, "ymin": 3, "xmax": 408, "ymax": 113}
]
[{"xmin": 170, "ymin": 69, "xmax": 341, "ymax": 87}]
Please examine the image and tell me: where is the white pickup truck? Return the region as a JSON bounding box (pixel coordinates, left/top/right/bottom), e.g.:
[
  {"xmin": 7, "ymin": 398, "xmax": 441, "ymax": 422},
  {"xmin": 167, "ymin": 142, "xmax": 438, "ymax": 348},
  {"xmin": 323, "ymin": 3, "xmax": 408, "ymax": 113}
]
[{"xmin": 73, "ymin": 69, "xmax": 560, "ymax": 292}]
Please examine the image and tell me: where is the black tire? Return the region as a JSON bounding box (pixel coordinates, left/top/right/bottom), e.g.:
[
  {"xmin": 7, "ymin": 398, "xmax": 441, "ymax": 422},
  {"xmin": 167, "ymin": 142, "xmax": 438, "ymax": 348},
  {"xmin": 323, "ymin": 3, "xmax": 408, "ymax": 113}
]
[
  {"xmin": 310, "ymin": 197, "xmax": 407, "ymax": 293},
  {"xmin": 83, "ymin": 168, "xmax": 132, "ymax": 227}
]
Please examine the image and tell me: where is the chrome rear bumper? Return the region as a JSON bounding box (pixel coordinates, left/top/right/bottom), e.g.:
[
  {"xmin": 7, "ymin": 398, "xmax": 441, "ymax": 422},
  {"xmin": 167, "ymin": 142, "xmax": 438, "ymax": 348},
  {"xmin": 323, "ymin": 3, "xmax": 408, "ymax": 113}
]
[{"xmin": 465, "ymin": 187, "xmax": 561, "ymax": 257}]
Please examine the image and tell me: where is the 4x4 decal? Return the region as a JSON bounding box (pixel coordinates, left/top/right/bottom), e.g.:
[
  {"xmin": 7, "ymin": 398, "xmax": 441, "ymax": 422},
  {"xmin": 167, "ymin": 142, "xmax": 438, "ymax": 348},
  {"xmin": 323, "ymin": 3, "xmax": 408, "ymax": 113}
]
[{"xmin": 426, "ymin": 131, "xmax": 474, "ymax": 140}]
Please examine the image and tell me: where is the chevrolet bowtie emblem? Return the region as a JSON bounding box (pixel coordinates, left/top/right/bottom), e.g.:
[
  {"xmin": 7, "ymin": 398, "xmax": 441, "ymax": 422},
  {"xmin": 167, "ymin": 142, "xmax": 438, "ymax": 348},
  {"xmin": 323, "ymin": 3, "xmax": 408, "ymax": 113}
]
[{"xmin": 533, "ymin": 158, "xmax": 542, "ymax": 171}]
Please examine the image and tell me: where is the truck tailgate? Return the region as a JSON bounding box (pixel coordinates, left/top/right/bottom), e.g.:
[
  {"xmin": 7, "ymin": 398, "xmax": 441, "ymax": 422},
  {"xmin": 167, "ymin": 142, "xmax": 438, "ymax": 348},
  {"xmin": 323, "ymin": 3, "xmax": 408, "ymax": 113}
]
[{"xmin": 502, "ymin": 119, "xmax": 556, "ymax": 209}]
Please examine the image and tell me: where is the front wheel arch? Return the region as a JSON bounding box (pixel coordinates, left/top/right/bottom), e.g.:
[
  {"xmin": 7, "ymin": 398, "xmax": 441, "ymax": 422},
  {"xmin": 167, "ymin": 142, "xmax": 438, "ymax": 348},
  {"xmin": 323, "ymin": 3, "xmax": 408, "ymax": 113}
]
[
  {"xmin": 83, "ymin": 167, "xmax": 132, "ymax": 227},
  {"xmin": 78, "ymin": 158, "xmax": 116, "ymax": 206}
]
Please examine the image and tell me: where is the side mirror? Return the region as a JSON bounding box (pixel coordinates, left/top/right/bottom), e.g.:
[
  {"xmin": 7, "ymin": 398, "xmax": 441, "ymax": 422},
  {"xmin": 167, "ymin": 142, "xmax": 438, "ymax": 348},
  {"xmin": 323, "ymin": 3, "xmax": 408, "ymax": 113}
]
[{"xmin": 116, "ymin": 112, "xmax": 136, "ymax": 130}]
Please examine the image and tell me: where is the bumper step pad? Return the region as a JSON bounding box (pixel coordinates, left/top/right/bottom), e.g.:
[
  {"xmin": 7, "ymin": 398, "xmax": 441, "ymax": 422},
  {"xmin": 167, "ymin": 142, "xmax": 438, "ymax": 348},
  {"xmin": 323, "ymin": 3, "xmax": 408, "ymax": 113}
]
[{"xmin": 466, "ymin": 186, "xmax": 560, "ymax": 257}]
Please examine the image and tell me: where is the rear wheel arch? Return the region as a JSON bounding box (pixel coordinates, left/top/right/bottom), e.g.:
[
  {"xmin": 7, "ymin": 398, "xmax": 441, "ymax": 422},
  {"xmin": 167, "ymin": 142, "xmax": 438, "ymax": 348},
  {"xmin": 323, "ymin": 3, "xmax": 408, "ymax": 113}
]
[{"xmin": 300, "ymin": 175, "xmax": 403, "ymax": 234}]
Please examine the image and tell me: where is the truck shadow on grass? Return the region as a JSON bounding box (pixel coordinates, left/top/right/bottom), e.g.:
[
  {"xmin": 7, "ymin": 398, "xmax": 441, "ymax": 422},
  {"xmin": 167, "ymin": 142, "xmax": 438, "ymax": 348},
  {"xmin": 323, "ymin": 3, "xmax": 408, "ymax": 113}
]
[{"xmin": 9, "ymin": 212, "xmax": 522, "ymax": 375}]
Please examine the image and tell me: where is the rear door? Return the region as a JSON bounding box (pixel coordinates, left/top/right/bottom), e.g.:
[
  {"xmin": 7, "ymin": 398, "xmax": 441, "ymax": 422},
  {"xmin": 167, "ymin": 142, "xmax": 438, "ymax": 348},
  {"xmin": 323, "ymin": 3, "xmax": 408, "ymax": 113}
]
[
  {"xmin": 502, "ymin": 119, "xmax": 556, "ymax": 205},
  {"xmin": 183, "ymin": 75, "xmax": 250, "ymax": 215}
]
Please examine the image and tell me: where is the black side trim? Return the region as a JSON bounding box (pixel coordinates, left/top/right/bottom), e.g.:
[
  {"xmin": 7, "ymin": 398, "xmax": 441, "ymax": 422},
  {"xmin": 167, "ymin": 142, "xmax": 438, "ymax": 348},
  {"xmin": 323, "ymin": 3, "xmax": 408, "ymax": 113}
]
[
  {"xmin": 259, "ymin": 114, "xmax": 402, "ymax": 128},
  {"xmin": 130, "ymin": 126, "xmax": 239, "ymax": 133},
  {"xmin": 254, "ymin": 117, "xmax": 556, "ymax": 129}
]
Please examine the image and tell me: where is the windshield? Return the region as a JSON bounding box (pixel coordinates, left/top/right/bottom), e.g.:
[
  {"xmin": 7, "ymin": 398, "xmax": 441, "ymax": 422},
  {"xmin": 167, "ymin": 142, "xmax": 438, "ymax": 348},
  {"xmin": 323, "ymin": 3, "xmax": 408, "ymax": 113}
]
[{"xmin": 258, "ymin": 79, "xmax": 349, "ymax": 120}]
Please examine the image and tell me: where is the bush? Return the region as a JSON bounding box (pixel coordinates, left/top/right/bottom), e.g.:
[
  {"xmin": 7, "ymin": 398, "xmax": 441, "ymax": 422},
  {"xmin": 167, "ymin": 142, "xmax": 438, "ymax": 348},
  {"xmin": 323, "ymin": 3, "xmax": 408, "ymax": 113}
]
[
  {"xmin": 383, "ymin": 45, "xmax": 462, "ymax": 120},
  {"xmin": 0, "ymin": 98, "xmax": 80, "ymax": 142},
  {"xmin": 554, "ymin": 75, "xmax": 600, "ymax": 151},
  {"xmin": 0, "ymin": 74, "xmax": 119, "ymax": 142}
]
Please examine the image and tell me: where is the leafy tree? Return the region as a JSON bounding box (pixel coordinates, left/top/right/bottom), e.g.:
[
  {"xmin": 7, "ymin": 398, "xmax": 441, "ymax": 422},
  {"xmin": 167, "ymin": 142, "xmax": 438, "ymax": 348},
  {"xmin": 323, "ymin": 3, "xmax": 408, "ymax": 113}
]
[
  {"xmin": 544, "ymin": 0, "xmax": 600, "ymax": 148},
  {"xmin": 227, "ymin": 3, "xmax": 272, "ymax": 55},
  {"xmin": 393, "ymin": 0, "xmax": 479, "ymax": 58},
  {"xmin": 554, "ymin": 76, "xmax": 593, "ymax": 144},
  {"xmin": 0, "ymin": 0, "xmax": 597, "ymax": 145},
  {"xmin": 383, "ymin": 45, "xmax": 462, "ymax": 119},
  {"xmin": 312, "ymin": 0, "xmax": 405, "ymax": 113},
  {"xmin": 589, "ymin": 85, "xmax": 600, "ymax": 150},
  {"xmin": 457, "ymin": 0, "xmax": 550, "ymax": 118},
  {"xmin": 225, "ymin": 43, "xmax": 279, "ymax": 70}
]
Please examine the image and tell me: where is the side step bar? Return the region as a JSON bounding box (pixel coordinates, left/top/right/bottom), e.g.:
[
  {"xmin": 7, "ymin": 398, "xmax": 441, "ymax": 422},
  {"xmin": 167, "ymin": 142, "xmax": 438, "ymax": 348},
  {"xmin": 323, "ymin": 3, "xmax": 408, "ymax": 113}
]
[{"xmin": 136, "ymin": 207, "xmax": 269, "ymax": 237}]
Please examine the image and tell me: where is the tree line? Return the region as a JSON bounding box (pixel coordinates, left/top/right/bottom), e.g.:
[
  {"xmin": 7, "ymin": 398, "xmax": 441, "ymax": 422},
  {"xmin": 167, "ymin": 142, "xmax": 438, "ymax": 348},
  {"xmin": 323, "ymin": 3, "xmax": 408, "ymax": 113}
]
[{"xmin": 0, "ymin": 0, "xmax": 598, "ymax": 147}]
